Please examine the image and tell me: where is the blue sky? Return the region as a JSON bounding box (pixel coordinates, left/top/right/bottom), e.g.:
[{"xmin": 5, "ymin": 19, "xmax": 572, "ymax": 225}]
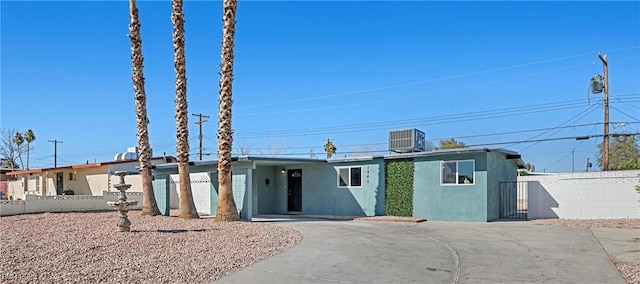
[{"xmin": 1, "ymin": 1, "xmax": 639, "ymax": 172}]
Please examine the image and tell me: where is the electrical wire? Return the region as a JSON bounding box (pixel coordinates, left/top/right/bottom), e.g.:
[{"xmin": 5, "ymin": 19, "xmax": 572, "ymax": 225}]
[
  {"xmin": 237, "ymin": 63, "xmax": 594, "ymax": 117},
  {"xmin": 236, "ymin": 99, "xmax": 595, "ymax": 138},
  {"xmin": 610, "ymin": 105, "xmax": 640, "ymax": 122},
  {"xmin": 512, "ymin": 104, "xmax": 600, "ymax": 151}
]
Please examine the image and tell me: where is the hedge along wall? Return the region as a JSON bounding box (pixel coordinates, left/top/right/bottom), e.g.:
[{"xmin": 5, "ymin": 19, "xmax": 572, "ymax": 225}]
[{"xmin": 385, "ymin": 159, "xmax": 414, "ymax": 217}]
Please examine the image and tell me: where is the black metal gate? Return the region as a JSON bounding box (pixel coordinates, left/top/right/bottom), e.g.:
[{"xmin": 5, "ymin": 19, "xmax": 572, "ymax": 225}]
[{"xmin": 499, "ymin": 181, "xmax": 527, "ymax": 220}]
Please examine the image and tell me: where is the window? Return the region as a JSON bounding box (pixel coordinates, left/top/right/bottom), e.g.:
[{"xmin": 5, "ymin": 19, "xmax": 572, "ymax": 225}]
[
  {"xmin": 35, "ymin": 177, "xmax": 40, "ymax": 190},
  {"xmin": 441, "ymin": 160, "xmax": 475, "ymax": 185},
  {"xmin": 337, "ymin": 167, "xmax": 362, "ymax": 188},
  {"xmin": 69, "ymin": 172, "xmax": 77, "ymax": 181}
]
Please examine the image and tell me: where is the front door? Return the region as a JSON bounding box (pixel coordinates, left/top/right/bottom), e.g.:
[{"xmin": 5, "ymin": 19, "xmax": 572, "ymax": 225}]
[
  {"xmin": 55, "ymin": 172, "xmax": 64, "ymax": 195},
  {"xmin": 287, "ymin": 169, "xmax": 302, "ymax": 212}
]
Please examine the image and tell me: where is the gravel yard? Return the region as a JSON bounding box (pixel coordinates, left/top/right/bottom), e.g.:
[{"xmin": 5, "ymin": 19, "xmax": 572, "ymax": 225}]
[
  {"xmin": 0, "ymin": 211, "xmax": 302, "ymax": 284},
  {"xmin": 532, "ymin": 218, "xmax": 640, "ymax": 284},
  {"xmin": 2, "ymin": 212, "xmax": 638, "ymax": 284},
  {"xmin": 531, "ymin": 218, "xmax": 640, "ymax": 229}
]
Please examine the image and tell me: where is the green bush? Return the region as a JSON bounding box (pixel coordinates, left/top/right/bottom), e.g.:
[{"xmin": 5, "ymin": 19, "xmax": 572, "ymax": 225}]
[
  {"xmin": 62, "ymin": 189, "xmax": 75, "ymax": 195},
  {"xmin": 385, "ymin": 159, "xmax": 414, "ymax": 217}
]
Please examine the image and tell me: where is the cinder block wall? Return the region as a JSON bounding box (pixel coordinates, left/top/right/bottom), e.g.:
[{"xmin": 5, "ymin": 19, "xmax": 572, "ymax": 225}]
[{"xmin": 518, "ymin": 170, "xmax": 640, "ymax": 219}]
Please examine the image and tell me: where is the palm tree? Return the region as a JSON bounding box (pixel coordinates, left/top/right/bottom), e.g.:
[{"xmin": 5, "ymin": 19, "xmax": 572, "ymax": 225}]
[
  {"xmin": 24, "ymin": 129, "xmax": 35, "ymax": 169},
  {"xmin": 215, "ymin": 0, "xmax": 240, "ymax": 221},
  {"xmin": 13, "ymin": 132, "xmax": 24, "ymax": 169},
  {"xmin": 129, "ymin": 0, "xmax": 160, "ymax": 216},
  {"xmin": 324, "ymin": 139, "xmax": 336, "ymax": 159},
  {"xmin": 172, "ymin": 0, "xmax": 198, "ymax": 219}
]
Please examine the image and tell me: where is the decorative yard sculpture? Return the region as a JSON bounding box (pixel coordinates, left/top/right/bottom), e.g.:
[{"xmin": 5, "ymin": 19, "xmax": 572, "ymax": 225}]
[{"xmin": 107, "ymin": 171, "xmax": 138, "ymax": 232}]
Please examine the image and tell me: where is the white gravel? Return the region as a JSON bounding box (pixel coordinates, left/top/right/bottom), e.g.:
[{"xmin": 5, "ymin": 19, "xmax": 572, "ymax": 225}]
[
  {"xmin": 531, "ymin": 218, "xmax": 640, "ymax": 229},
  {"xmin": 532, "ymin": 218, "xmax": 640, "ymax": 284},
  {"xmin": 0, "ymin": 211, "xmax": 302, "ymax": 283}
]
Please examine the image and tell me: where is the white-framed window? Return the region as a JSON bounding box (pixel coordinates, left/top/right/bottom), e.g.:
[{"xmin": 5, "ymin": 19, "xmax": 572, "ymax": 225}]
[
  {"xmin": 337, "ymin": 167, "xmax": 362, "ymax": 188},
  {"xmin": 69, "ymin": 172, "xmax": 77, "ymax": 181},
  {"xmin": 441, "ymin": 160, "xmax": 475, "ymax": 185},
  {"xmin": 35, "ymin": 177, "xmax": 40, "ymax": 190}
]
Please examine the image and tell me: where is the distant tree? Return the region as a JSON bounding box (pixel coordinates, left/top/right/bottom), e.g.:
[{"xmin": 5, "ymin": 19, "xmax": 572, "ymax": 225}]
[
  {"xmin": 237, "ymin": 142, "xmax": 252, "ymax": 156},
  {"xmin": 324, "ymin": 139, "xmax": 336, "ymax": 159},
  {"xmin": 13, "ymin": 132, "xmax": 25, "ymax": 169},
  {"xmin": 0, "ymin": 158, "xmax": 18, "ymax": 170},
  {"xmin": 597, "ymin": 135, "xmax": 640, "ymax": 170},
  {"xmin": 1, "ymin": 129, "xmax": 32, "ymax": 170},
  {"xmin": 24, "ymin": 129, "xmax": 36, "ymax": 169},
  {"xmin": 438, "ymin": 138, "xmax": 466, "ymax": 150},
  {"xmin": 258, "ymin": 137, "xmax": 290, "ymax": 157}
]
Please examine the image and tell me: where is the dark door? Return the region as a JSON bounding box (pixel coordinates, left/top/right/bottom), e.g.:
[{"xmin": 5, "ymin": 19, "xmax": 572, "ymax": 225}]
[
  {"xmin": 287, "ymin": 169, "xmax": 302, "ymax": 212},
  {"xmin": 55, "ymin": 172, "xmax": 64, "ymax": 195}
]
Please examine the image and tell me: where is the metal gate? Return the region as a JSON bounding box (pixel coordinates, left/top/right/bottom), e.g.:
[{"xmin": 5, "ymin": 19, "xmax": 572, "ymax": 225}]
[{"xmin": 499, "ymin": 181, "xmax": 527, "ymax": 220}]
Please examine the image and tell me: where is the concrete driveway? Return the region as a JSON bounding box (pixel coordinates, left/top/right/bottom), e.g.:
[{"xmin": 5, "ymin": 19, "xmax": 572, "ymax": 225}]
[{"xmin": 216, "ymin": 220, "xmax": 626, "ymax": 283}]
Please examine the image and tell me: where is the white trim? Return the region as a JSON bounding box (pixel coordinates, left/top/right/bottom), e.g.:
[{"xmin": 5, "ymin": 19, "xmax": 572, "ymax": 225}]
[
  {"xmin": 440, "ymin": 159, "xmax": 475, "ymax": 186},
  {"xmin": 336, "ymin": 166, "xmax": 363, "ymax": 188}
]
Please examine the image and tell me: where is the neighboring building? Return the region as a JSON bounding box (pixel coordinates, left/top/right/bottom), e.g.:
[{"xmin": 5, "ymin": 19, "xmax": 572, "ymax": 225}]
[
  {"xmin": 152, "ymin": 147, "xmax": 525, "ymax": 222},
  {"xmin": 1, "ymin": 168, "xmax": 18, "ymax": 200},
  {"xmin": 5, "ymin": 156, "xmax": 175, "ymax": 200}
]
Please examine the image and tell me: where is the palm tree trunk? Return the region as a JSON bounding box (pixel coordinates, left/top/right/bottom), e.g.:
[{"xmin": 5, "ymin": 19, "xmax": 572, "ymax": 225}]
[
  {"xmin": 215, "ymin": 0, "xmax": 240, "ymax": 222},
  {"xmin": 129, "ymin": 0, "xmax": 161, "ymax": 216},
  {"xmin": 26, "ymin": 144, "xmax": 30, "ymax": 169},
  {"xmin": 172, "ymin": 0, "xmax": 198, "ymax": 219}
]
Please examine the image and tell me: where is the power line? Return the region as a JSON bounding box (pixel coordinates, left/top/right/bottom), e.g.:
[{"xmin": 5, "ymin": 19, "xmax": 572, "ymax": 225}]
[
  {"xmin": 210, "ymin": 132, "xmax": 640, "ymax": 158},
  {"xmin": 515, "ymin": 104, "xmax": 600, "ymax": 151},
  {"xmin": 610, "ymin": 105, "xmax": 640, "ymax": 122},
  {"xmin": 237, "ymin": 63, "xmax": 594, "ymax": 117},
  {"xmin": 236, "ymin": 99, "xmax": 596, "ymax": 138},
  {"xmin": 236, "ymin": 48, "xmax": 640, "ymax": 110}
]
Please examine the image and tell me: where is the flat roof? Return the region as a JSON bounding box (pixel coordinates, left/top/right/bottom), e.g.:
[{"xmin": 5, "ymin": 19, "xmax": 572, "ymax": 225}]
[
  {"xmin": 152, "ymin": 149, "xmax": 525, "ymax": 169},
  {"xmin": 153, "ymin": 156, "xmax": 326, "ymax": 170},
  {"xmin": 7, "ymin": 156, "xmax": 175, "ymax": 176}
]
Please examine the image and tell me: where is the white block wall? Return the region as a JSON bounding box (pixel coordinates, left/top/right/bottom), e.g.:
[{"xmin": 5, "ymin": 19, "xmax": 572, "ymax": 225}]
[
  {"xmin": 0, "ymin": 191, "xmax": 143, "ymax": 216},
  {"xmin": 519, "ymin": 170, "xmax": 640, "ymax": 219},
  {"xmin": 170, "ymin": 173, "xmax": 211, "ymax": 215}
]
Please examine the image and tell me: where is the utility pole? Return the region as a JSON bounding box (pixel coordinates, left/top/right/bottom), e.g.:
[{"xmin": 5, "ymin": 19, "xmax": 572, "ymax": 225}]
[
  {"xmin": 48, "ymin": 140, "xmax": 63, "ymax": 167},
  {"xmin": 598, "ymin": 53, "xmax": 609, "ymax": 171},
  {"xmin": 571, "ymin": 147, "xmax": 575, "ymax": 172},
  {"xmin": 192, "ymin": 113, "xmax": 210, "ymax": 160}
]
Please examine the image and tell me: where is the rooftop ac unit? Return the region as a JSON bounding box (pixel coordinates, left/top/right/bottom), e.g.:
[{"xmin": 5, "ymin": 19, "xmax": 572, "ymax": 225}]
[{"xmin": 389, "ymin": 129, "xmax": 426, "ymax": 153}]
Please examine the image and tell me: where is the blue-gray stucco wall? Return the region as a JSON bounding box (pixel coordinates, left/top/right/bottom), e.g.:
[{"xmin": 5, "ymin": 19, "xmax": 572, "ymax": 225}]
[
  {"xmin": 269, "ymin": 159, "xmax": 385, "ymax": 216},
  {"xmin": 253, "ymin": 166, "xmax": 276, "ymax": 214},
  {"xmin": 486, "ymin": 152, "xmax": 519, "ymax": 221},
  {"xmin": 412, "ymin": 152, "xmax": 489, "ymax": 222}
]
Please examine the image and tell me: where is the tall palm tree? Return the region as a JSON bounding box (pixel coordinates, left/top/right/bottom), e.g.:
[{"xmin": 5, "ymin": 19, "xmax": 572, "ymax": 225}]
[
  {"xmin": 129, "ymin": 0, "xmax": 160, "ymax": 216},
  {"xmin": 215, "ymin": 0, "xmax": 240, "ymax": 221},
  {"xmin": 24, "ymin": 129, "xmax": 35, "ymax": 169},
  {"xmin": 13, "ymin": 132, "xmax": 24, "ymax": 169},
  {"xmin": 172, "ymin": 0, "xmax": 198, "ymax": 219}
]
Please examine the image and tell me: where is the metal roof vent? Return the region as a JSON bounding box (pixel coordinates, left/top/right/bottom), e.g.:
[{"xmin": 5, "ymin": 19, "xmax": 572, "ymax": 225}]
[
  {"xmin": 113, "ymin": 147, "xmax": 140, "ymax": 161},
  {"xmin": 389, "ymin": 128, "xmax": 427, "ymax": 153}
]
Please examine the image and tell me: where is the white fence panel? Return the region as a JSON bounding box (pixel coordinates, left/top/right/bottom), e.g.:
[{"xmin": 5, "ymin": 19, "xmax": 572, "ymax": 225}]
[
  {"xmin": 519, "ymin": 170, "xmax": 640, "ymax": 219},
  {"xmin": 0, "ymin": 191, "xmax": 143, "ymax": 216}
]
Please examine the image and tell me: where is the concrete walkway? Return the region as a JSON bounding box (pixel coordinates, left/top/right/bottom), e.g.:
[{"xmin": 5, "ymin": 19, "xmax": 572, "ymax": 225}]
[{"xmin": 216, "ymin": 220, "xmax": 632, "ymax": 283}]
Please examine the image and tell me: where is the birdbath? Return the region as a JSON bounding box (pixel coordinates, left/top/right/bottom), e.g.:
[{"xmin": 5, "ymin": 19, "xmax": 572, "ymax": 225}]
[{"xmin": 107, "ymin": 171, "xmax": 138, "ymax": 232}]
